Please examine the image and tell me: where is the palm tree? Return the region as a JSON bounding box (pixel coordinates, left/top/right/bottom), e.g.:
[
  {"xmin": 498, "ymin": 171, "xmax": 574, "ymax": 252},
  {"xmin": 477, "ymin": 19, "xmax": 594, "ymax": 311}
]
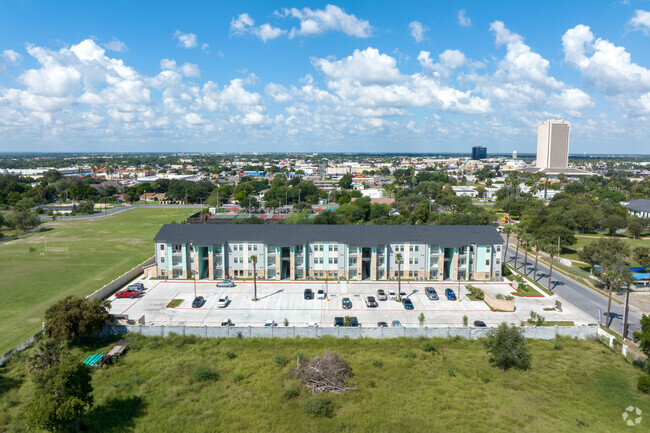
[
  {"xmin": 396, "ymin": 253, "xmax": 403, "ymax": 301},
  {"xmin": 521, "ymin": 232, "xmax": 533, "ymax": 276},
  {"xmin": 251, "ymin": 255, "xmax": 258, "ymax": 301},
  {"xmin": 502, "ymin": 226, "xmax": 514, "ymax": 263},
  {"xmin": 544, "ymin": 244, "xmax": 559, "ymax": 293},
  {"xmin": 513, "ymin": 227, "xmax": 522, "ymax": 271},
  {"xmin": 199, "ymin": 207, "xmax": 210, "ymax": 223},
  {"xmin": 532, "ymin": 239, "xmax": 542, "ymax": 282}
]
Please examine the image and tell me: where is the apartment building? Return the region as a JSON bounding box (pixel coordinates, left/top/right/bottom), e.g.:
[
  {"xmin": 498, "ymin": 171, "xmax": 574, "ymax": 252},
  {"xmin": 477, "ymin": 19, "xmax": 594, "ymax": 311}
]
[{"xmin": 152, "ymin": 224, "xmax": 504, "ymax": 282}]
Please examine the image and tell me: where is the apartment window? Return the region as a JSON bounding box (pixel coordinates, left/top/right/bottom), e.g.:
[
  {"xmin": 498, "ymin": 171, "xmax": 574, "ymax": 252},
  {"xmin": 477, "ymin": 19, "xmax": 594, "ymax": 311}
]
[
  {"xmin": 486, "ymin": 260, "xmax": 490, "ymax": 266},
  {"xmin": 319, "ymin": 270, "xmax": 324, "ymax": 277},
  {"xmin": 160, "ymin": 245, "xmax": 165, "ymax": 251},
  {"xmin": 328, "ymin": 245, "xmax": 332, "ymax": 251},
  {"xmin": 320, "ymin": 258, "xmax": 324, "ymax": 264},
  {"xmin": 333, "ymin": 258, "xmax": 338, "ymax": 264},
  {"xmin": 334, "ymin": 245, "xmax": 338, "ymax": 251},
  {"xmin": 234, "ymin": 257, "xmax": 238, "ymax": 264},
  {"xmin": 415, "ymin": 246, "xmax": 419, "ymax": 252},
  {"xmin": 409, "ymin": 245, "xmax": 413, "ymax": 252},
  {"xmin": 320, "ymin": 245, "xmax": 324, "ymax": 251},
  {"xmin": 414, "ymin": 258, "xmax": 418, "ymax": 265},
  {"xmin": 254, "ymin": 245, "xmax": 258, "ymax": 251},
  {"xmin": 409, "ymin": 258, "xmax": 413, "ymax": 264},
  {"xmin": 233, "ymin": 245, "xmax": 238, "ymax": 251},
  {"xmin": 160, "ymin": 257, "xmax": 165, "ymax": 263},
  {"xmin": 496, "ymin": 246, "xmax": 501, "ymax": 252},
  {"xmin": 329, "ymin": 258, "xmax": 333, "ymax": 264},
  {"xmin": 496, "ymin": 259, "xmax": 500, "ymax": 265},
  {"xmin": 409, "ymin": 271, "xmax": 414, "ymax": 277}
]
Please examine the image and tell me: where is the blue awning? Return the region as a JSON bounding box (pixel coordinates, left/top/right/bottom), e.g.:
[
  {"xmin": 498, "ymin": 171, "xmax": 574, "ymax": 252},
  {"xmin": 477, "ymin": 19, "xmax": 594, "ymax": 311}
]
[{"xmin": 632, "ymin": 273, "xmax": 650, "ymax": 281}]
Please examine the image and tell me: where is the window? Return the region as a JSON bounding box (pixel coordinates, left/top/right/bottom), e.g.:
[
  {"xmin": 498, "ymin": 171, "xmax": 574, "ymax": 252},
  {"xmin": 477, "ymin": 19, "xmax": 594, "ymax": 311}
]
[
  {"xmin": 409, "ymin": 258, "xmax": 413, "ymax": 264},
  {"xmin": 486, "ymin": 246, "xmax": 491, "ymax": 252},
  {"xmin": 248, "ymin": 245, "xmax": 251, "ymax": 251},
  {"xmin": 233, "ymin": 245, "xmax": 238, "ymax": 251},
  {"xmin": 333, "ymin": 257, "xmax": 338, "ymax": 264},
  {"xmin": 409, "ymin": 271, "xmax": 414, "ymax": 277},
  {"xmin": 248, "ymin": 258, "xmax": 252, "ymax": 263},
  {"xmin": 319, "ymin": 270, "xmax": 324, "ymax": 277},
  {"xmin": 409, "ymin": 245, "xmax": 413, "ymax": 252},
  {"xmin": 414, "ymin": 258, "xmax": 418, "ymax": 265},
  {"xmin": 415, "ymin": 246, "xmax": 419, "ymax": 252},
  {"xmin": 254, "ymin": 245, "xmax": 258, "ymax": 251},
  {"xmin": 334, "ymin": 245, "xmax": 338, "ymax": 251},
  {"xmin": 161, "ymin": 257, "xmax": 165, "ymax": 263},
  {"xmin": 160, "ymin": 244, "xmax": 165, "ymax": 251},
  {"xmin": 320, "ymin": 245, "xmax": 324, "ymax": 251},
  {"xmin": 234, "ymin": 257, "xmax": 238, "ymax": 263},
  {"xmin": 329, "ymin": 258, "xmax": 333, "ymax": 264},
  {"xmin": 496, "ymin": 259, "xmax": 500, "ymax": 265},
  {"xmin": 486, "ymin": 260, "xmax": 490, "ymax": 266},
  {"xmin": 328, "ymin": 245, "xmax": 332, "ymax": 251},
  {"xmin": 496, "ymin": 246, "xmax": 501, "ymax": 252}
]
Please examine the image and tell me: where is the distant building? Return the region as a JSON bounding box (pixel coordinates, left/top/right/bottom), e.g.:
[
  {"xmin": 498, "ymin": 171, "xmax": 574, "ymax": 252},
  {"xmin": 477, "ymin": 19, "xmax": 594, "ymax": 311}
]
[
  {"xmin": 623, "ymin": 199, "xmax": 650, "ymax": 218},
  {"xmin": 471, "ymin": 146, "xmax": 487, "ymax": 160},
  {"xmin": 512, "ymin": 150, "xmax": 517, "ymax": 159},
  {"xmin": 536, "ymin": 120, "xmax": 570, "ymax": 169}
]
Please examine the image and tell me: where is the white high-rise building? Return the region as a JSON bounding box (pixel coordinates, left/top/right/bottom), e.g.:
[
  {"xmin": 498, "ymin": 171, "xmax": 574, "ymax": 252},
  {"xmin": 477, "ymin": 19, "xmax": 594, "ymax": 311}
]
[
  {"xmin": 512, "ymin": 150, "xmax": 517, "ymax": 159},
  {"xmin": 536, "ymin": 120, "xmax": 569, "ymax": 169}
]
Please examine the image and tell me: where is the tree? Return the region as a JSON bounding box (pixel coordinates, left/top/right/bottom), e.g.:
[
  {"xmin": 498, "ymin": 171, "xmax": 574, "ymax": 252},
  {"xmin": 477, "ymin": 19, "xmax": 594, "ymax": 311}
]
[
  {"xmin": 542, "ymin": 244, "xmax": 559, "ymax": 292},
  {"xmin": 634, "ymin": 247, "xmax": 650, "ymax": 267},
  {"xmin": 483, "ymin": 322, "xmax": 531, "ymax": 371},
  {"xmin": 603, "ymin": 213, "xmax": 627, "ymax": 236},
  {"xmin": 251, "ymin": 255, "xmax": 258, "ymax": 301},
  {"xmin": 396, "ymin": 253, "xmax": 403, "ymax": 301},
  {"xmin": 520, "ymin": 232, "xmax": 533, "ymax": 275},
  {"xmin": 339, "ymin": 174, "xmax": 353, "ymax": 189},
  {"xmin": 199, "ymin": 207, "xmax": 210, "ymax": 223},
  {"xmin": 578, "ymin": 241, "xmax": 604, "ymax": 274},
  {"xmin": 502, "ymin": 226, "xmax": 515, "ymax": 264},
  {"xmin": 27, "ymin": 339, "xmax": 64, "ymax": 376},
  {"xmin": 628, "ymin": 218, "xmax": 645, "ymax": 239},
  {"xmin": 6, "ymin": 210, "xmax": 41, "ymax": 231},
  {"xmin": 44, "ymin": 296, "xmax": 112, "ymax": 343},
  {"xmin": 633, "ymin": 314, "xmax": 650, "ymax": 357},
  {"xmin": 26, "ymin": 355, "xmax": 93, "ymax": 432},
  {"xmin": 513, "ymin": 227, "xmax": 522, "ymax": 272},
  {"xmin": 532, "ymin": 239, "xmax": 542, "ymax": 282}
]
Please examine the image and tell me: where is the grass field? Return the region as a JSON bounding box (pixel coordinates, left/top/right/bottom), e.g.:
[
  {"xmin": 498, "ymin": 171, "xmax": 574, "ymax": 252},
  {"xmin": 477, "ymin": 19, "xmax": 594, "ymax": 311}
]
[
  {"xmin": 1, "ymin": 335, "xmax": 648, "ymax": 432},
  {"xmin": 562, "ymin": 234, "xmax": 650, "ymax": 265},
  {"xmin": 0, "ymin": 208, "xmax": 194, "ymax": 354}
]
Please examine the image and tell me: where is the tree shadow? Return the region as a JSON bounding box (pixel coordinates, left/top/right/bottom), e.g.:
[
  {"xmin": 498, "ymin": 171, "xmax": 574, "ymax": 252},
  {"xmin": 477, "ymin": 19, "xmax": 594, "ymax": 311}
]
[
  {"xmin": 82, "ymin": 395, "xmax": 146, "ymax": 432},
  {"xmin": 0, "ymin": 373, "xmax": 23, "ymax": 397},
  {"xmin": 75, "ymin": 334, "xmax": 125, "ymax": 352}
]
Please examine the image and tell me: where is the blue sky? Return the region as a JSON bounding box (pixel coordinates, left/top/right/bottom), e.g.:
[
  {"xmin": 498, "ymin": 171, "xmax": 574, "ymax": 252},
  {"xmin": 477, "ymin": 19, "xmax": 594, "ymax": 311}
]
[{"xmin": 1, "ymin": 0, "xmax": 650, "ymax": 154}]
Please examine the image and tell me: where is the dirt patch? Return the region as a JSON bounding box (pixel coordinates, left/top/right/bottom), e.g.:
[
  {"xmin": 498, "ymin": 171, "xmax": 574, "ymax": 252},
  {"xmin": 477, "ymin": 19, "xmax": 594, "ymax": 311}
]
[{"xmin": 27, "ymin": 318, "xmax": 41, "ymax": 322}]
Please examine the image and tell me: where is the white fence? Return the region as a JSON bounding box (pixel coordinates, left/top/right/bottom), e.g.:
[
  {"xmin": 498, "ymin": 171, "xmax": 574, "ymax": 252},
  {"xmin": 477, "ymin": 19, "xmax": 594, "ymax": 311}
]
[
  {"xmin": 103, "ymin": 324, "xmax": 598, "ymax": 340},
  {"xmin": 0, "ymin": 330, "xmax": 44, "ymax": 367}
]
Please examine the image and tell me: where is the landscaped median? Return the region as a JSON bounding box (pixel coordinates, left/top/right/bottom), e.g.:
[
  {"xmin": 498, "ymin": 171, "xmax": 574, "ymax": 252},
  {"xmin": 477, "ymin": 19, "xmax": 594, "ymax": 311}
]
[
  {"xmin": 166, "ymin": 299, "xmax": 184, "ymax": 308},
  {"xmin": 465, "ymin": 284, "xmax": 515, "ymax": 312}
]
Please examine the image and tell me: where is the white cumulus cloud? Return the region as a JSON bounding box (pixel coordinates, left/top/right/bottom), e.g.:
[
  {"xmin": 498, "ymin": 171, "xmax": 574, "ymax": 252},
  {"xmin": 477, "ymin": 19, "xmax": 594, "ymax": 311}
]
[
  {"xmin": 104, "ymin": 38, "xmax": 128, "ymax": 52},
  {"xmin": 458, "ymin": 9, "xmax": 471, "ymax": 27},
  {"xmin": 282, "ymin": 4, "xmax": 372, "ymax": 38},
  {"xmin": 230, "ymin": 13, "xmax": 285, "ymax": 42},
  {"xmin": 629, "ymin": 9, "xmax": 650, "ymax": 35},
  {"xmin": 2, "ymin": 49, "xmax": 23, "ymax": 66},
  {"xmin": 174, "ymin": 31, "xmax": 198, "ymax": 48},
  {"xmin": 408, "ymin": 21, "xmax": 428, "ymax": 43}
]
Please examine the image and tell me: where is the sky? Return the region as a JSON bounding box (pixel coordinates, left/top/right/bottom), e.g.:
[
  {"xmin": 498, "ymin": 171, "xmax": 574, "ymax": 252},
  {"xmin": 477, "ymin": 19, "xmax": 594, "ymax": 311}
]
[{"xmin": 1, "ymin": 0, "xmax": 650, "ymax": 154}]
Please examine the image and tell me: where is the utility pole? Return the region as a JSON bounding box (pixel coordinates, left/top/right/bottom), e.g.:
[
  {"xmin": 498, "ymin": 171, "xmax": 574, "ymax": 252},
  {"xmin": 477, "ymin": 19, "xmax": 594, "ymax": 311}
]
[{"xmin": 623, "ymin": 284, "xmax": 631, "ymax": 339}]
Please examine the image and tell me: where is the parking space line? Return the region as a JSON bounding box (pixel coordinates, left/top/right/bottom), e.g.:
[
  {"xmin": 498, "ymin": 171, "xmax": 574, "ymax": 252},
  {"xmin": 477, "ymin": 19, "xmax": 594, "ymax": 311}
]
[{"xmin": 120, "ymin": 279, "xmax": 164, "ymax": 315}]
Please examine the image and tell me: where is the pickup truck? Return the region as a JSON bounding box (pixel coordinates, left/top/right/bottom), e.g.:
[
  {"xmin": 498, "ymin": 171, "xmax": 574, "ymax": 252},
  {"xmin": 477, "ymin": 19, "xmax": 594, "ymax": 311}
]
[{"xmin": 115, "ymin": 288, "xmax": 139, "ymax": 298}]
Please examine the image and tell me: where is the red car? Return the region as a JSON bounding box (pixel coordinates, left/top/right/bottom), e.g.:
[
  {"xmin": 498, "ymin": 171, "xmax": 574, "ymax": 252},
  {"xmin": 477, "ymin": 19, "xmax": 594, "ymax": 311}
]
[{"xmin": 115, "ymin": 289, "xmax": 139, "ymax": 298}]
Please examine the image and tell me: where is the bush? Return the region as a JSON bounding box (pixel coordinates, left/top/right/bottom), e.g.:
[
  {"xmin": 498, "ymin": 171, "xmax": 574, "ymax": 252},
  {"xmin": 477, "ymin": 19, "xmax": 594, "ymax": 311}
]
[
  {"xmin": 192, "ymin": 365, "xmax": 218, "ymax": 382},
  {"xmin": 368, "ymin": 380, "xmax": 376, "ymax": 388},
  {"xmin": 283, "ymin": 387, "xmax": 299, "ymax": 399},
  {"xmin": 402, "ymin": 350, "xmax": 417, "ymax": 359},
  {"xmin": 553, "ymin": 341, "xmax": 563, "ymax": 350},
  {"xmin": 447, "ymin": 368, "xmax": 456, "ymax": 377},
  {"xmin": 466, "ymin": 285, "xmax": 484, "ymax": 300},
  {"xmin": 638, "ymin": 375, "xmax": 650, "ymax": 394},
  {"xmin": 224, "ymin": 350, "xmax": 237, "ymax": 359},
  {"xmin": 372, "ymin": 359, "xmax": 383, "ymax": 368},
  {"xmin": 274, "ymin": 354, "xmax": 289, "ymax": 367},
  {"xmin": 303, "ymin": 396, "xmax": 334, "ymax": 417},
  {"xmin": 528, "ymin": 312, "xmax": 546, "ymax": 326},
  {"xmin": 463, "ymin": 315, "xmax": 468, "ymax": 327},
  {"xmin": 421, "ymin": 342, "xmax": 437, "ymax": 353},
  {"xmin": 484, "ymin": 322, "xmax": 531, "ymax": 371},
  {"xmin": 232, "ymin": 373, "xmax": 244, "ymax": 383}
]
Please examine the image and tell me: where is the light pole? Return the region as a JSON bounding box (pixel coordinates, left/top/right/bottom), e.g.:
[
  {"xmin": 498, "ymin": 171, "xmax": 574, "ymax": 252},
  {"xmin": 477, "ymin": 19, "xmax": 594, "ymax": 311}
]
[{"xmin": 190, "ymin": 241, "xmax": 197, "ymax": 299}]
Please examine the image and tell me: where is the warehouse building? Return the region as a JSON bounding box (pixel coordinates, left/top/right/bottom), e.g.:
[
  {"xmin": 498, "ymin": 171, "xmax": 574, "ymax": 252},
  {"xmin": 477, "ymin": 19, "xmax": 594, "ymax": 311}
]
[{"xmin": 151, "ymin": 224, "xmax": 504, "ymax": 282}]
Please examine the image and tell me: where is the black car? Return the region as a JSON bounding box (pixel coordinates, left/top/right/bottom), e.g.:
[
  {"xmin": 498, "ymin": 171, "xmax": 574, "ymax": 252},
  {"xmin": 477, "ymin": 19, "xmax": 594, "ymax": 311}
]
[
  {"xmin": 403, "ymin": 298, "xmax": 414, "ymax": 310},
  {"xmin": 304, "ymin": 288, "xmax": 314, "ymax": 300},
  {"xmin": 473, "ymin": 320, "xmax": 487, "ymax": 327},
  {"xmin": 220, "ymin": 319, "xmax": 234, "ymax": 327},
  {"xmin": 334, "ymin": 317, "xmax": 344, "ymax": 327},
  {"xmin": 377, "ymin": 321, "xmax": 388, "ymax": 327},
  {"xmin": 342, "ymin": 297, "xmax": 352, "ymax": 309},
  {"xmin": 349, "ymin": 317, "xmax": 359, "ymax": 327},
  {"xmin": 191, "ymin": 296, "xmax": 205, "ymax": 308},
  {"xmin": 365, "ymin": 296, "xmax": 378, "ymax": 308}
]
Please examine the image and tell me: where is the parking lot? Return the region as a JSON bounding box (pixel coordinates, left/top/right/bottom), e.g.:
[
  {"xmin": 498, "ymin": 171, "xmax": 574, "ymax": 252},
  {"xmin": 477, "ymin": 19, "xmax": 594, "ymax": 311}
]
[{"xmin": 109, "ymin": 278, "xmax": 595, "ymax": 328}]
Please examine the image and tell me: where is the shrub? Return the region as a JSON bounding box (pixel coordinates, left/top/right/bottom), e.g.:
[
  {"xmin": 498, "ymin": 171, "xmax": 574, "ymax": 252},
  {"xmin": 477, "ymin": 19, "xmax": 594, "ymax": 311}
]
[
  {"xmin": 638, "ymin": 375, "xmax": 650, "ymax": 394},
  {"xmin": 343, "ymin": 316, "xmax": 351, "ymax": 327},
  {"xmin": 192, "ymin": 365, "xmax": 218, "ymax": 382},
  {"xmin": 402, "ymin": 350, "xmax": 416, "ymax": 359},
  {"xmin": 283, "ymin": 387, "xmax": 299, "ymax": 399},
  {"xmin": 224, "ymin": 350, "xmax": 237, "ymax": 359},
  {"xmin": 484, "ymin": 322, "xmax": 531, "ymax": 371},
  {"xmin": 528, "ymin": 312, "xmax": 546, "ymax": 326},
  {"xmin": 421, "ymin": 342, "xmax": 437, "ymax": 353},
  {"xmin": 232, "ymin": 373, "xmax": 244, "ymax": 382},
  {"xmin": 303, "ymin": 396, "xmax": 334, "ymax": 418},
  {"xmin": 447, "ymin": 368, "xmax": 456, "ymax": 377},
  {"xmin": 463, "ymin": 315, "xmax": 468, "ymax": 327},
  {"xmin": 466, "ymin": 285, "xmax": 484, "ymax": 300},
  {"xmin": 372, "ymin": 359, "xmax": 383, "ymax": 368},
  {"xmin": 418, "ymin": 313, "xmax": 425, "ymax": 326},
  {"xmin": 274, "ymin": 354, "xmax": 289, "ymax": 367},
  {"xmin": 283, "ymin": 318, "xmax": 289, "ymax": 327},
  {"xmin": 368, "ymin": 380, "xmax": 376, "ymax": 388},
  {"xmin": 553, "ymin": 341, "xmax": 563, "ymax": 350}
]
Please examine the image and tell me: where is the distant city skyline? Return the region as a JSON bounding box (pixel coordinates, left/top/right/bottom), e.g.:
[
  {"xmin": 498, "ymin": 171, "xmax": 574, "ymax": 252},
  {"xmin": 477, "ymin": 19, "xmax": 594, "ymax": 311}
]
[{"xmin": 1, "ymin": 1, "xmax": 650, "ymax": 154}]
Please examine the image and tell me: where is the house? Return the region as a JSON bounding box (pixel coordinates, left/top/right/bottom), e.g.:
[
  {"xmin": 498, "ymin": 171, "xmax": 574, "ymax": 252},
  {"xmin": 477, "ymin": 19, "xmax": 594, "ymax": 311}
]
[
  {"xmin": 151, "ymin": 224, "xmax": 504, "ymax": 282},
  {"xmin": 139, "ymin": 193, "xmax": 167, "ymax": 202},
  {"xmin": 623, "ymin": 199, "xmax": 650, "ymax": 218}
]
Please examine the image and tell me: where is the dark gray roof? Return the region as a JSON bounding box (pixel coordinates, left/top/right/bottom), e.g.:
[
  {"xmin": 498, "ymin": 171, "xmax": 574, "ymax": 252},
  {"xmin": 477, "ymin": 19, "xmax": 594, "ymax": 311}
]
[
  {"xmin": 154, "ymin": 224, "xmax": 503, "ymax": 247},
  {"xmin": 625, "ymin": 199, "xmax": 650, "ymax": 213}
]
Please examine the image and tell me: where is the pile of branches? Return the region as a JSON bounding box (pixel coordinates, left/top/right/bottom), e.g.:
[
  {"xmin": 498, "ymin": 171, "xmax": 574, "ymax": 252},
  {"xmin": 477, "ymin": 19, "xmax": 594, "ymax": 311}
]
[{"xmin": 293, "ymin": 353, "xmax": 355, "ymax": 393}]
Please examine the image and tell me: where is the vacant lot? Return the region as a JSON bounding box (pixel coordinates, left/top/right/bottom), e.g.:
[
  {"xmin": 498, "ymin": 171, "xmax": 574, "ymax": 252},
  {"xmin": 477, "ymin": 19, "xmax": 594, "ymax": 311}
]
[
  {"xmin": 0, "ymin": 207, "xmax": 193, "ymax": 354},
  {"xmin": 562, "ymin": 234, "xmax": 650, "ymax": 265},
  {"xmin": 0, "ymin": 336, "xmax": 648, "ymax": 432}
]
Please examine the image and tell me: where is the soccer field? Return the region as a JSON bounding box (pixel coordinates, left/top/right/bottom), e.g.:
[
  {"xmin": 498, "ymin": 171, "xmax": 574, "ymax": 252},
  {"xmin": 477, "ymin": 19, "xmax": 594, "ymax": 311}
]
[{"xmin": 0, "ymin": 207, "xmax": 194, "ymax": 354}]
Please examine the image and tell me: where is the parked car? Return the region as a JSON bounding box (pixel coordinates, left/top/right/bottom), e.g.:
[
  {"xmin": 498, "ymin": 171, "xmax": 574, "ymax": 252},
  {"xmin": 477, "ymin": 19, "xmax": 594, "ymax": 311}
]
[
  {"xmin": 334, "ymin": 317, "xmax": 344, "ymax": 326},
  {"xmin": 388, "ymin": 290, "xmax": 397, "ymax": 300},
  {"xmin": 128, "ymin": 282, "xmax": 145, "ymax": 291},
  {"xmin": 377, "ymin": 321, "xmax": 388, "ymax": 327},
  {"xmin": 317, "ymin": 289, "xmax": 325, "ymax": 299},
  {"xmin": 391, "ymin": 320, "xmax": 402, "ymax": 327},
  {"xmin": 342, "ymin": 297, "xmax": 352, "ymax": 309},
  {"xmin": 191, "ymin": 296, "xmax": 205, "ymax": 308},
  {"xmin": 220, "ymin": 319, "xmax": 234, "ymax": 326},
  {"xmin": 216, "ymin": 296, "xmax": 230, "ymax": 308},
  {"xmin": 473, "ymin": 320, "xmax": 487, "ymax": 327},
  {"xmin": 264, "ymin": 320, "xmax": 277, "ymax": 327},
  {"xmin": 425, "ymin": 287, "xmax": 438, "ymax": 300},
  {"xmin": 445, "ymin": 288, "xmax": 457, "ymax": 301},
  {"xmin": 400, "ymin": 290, "xmax": 407, "ymax": 298},
  {"xmin": 365, "ymin": 296, "xmax": 378, "ymax": 308},
  {"xmin": 217, "ymin": 280, "xmax": 235, "ymax": 287},
  {"xmin": 403, "ymin": 298, "xmax": 414, "ymax": 310},
  {"xmin": 304, "ymin": 288, "xmax": 314, "ymax": 300},
  {"xmin": 376, "ymin": 289, "xmax": 387, "ymax": 301},
  {"xmin": 349, "ymin": 317, "xmax": 360, "ymax": 327},
  {"xmin": 115, "ymin": 288, "xmax": 139, "ymax": 298}
]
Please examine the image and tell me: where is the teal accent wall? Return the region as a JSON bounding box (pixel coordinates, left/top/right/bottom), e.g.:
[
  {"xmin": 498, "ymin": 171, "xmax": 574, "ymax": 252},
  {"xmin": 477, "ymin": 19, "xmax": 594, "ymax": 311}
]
[
  {"xmin": 181, "ymin": 244, "xmax": 187, "ymax": 271},
  {"xmin": 475, "ymin": 245, "xmax": 488, "ymax": 272}
]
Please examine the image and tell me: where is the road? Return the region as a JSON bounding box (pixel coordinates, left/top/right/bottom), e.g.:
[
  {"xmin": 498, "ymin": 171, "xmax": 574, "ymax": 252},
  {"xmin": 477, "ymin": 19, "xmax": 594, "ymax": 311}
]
[
  {"xmin": 39, "ymin": 204, "xmax": 202, "ymax": 220},
  {"xmin": 506, "ymin": 245, "xmax": 642, "ymax": 337}
]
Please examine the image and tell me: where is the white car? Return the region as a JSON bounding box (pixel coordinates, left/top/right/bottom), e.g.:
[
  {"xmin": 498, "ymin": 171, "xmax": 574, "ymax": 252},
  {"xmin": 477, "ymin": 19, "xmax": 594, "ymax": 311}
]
[
  {"xmin": 316, "ymin": 289, "xmax": 325, "ymax": 299},
  {"xmin": 216, "ymin": 296, "xmax": 229, "ymax": 308},
  {"xmin": 388, "ymin": 290, "xmax": 397, "ymax": 300}
]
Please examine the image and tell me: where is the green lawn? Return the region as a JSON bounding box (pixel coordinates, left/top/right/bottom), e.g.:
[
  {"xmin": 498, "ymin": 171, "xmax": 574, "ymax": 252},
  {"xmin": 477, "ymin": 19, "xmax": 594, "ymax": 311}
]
[
  {"xmin": 562, "ymin": 235, "xmax": 650, "ymax": 265},
  {"xmin": 1, "ymin": 335, "xmax": 648, "ymax": 432},
  {"xmin": 0, "ymin": 208, "xmax": 194, "ymax": 354}
]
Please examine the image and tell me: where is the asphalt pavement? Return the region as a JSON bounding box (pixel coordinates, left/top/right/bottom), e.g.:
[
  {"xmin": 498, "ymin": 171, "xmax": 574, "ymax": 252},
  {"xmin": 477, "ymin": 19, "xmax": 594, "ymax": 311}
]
[
  {"xmin": 39, "ymin": 204, "xmax": 202, "ymax": 220},
  {"xmin": 507, "ymin": 245, "xmax": 642, "ymax": 337}
]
